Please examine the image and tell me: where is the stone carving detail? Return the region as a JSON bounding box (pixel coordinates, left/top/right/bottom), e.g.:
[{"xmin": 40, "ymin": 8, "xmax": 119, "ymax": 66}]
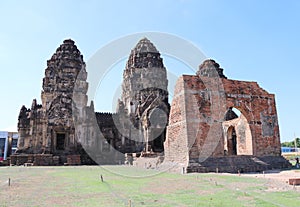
[
  {"xmin": 48, "ymin": 94, "xmax": 73, "ymax": 126},
  {"xmin": 18, "ymin": 105, "xmax": 30, "ymax": 129},
  {"xmin": 126, "ymin": 38, "xmax": 164, "ymax": 69}
]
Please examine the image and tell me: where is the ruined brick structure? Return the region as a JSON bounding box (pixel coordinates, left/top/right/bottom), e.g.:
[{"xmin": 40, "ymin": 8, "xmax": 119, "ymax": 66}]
[
  {"xmin": 164, "ymin": 59, "xmax": 290, "ymax": 173},
  {"xmin": 14, "ymin": 38, "xmax": 289, "ymax": 172}
]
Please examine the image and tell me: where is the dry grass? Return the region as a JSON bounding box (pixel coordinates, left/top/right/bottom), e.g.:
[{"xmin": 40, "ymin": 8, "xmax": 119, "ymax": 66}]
[{"xmin": 0, "ymin": 166, "xmax": 299, "ymax": 207}]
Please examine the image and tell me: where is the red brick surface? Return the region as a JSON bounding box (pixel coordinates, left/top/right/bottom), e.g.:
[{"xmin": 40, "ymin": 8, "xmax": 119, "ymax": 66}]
[{"xmin": 164, "ymin": 74, "xmax": 281, "ymax": 169}]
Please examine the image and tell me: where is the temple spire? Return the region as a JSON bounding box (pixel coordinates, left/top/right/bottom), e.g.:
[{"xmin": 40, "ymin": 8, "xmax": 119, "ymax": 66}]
[
  {"xmin": 126, "ymin": 37, "xmax": 164, "ymax": 69},
  {"xmin": 132, "ymin": 37, "xmax": 159, "ymax": 54}
]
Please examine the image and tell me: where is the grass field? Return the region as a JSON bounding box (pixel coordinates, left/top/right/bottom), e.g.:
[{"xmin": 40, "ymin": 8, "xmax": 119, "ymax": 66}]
[{"xmin": 0, "ymin": 166, "xmax": 299, "ymax": 207}]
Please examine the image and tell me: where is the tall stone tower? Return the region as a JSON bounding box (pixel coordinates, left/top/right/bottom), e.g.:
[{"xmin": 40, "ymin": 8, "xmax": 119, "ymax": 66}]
[
  {"xmin": 17, "ymin": 39, "xmax": 88, "ymax": 157},
  {"xmin": 119, "ymin": 38, "xmax": 169, "ymax": 153}
]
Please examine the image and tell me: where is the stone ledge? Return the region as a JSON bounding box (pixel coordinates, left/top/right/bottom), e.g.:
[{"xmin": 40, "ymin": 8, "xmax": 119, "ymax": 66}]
[{"xmin": 187, "ymin": 155, "xmax": 292, "ymax": 173}]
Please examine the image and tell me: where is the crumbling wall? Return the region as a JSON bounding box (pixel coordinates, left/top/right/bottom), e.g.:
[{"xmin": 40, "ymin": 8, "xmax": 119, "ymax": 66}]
[
  {"xmin": 222, "ymin": 79, "xmax": 281, "ymax": 156},
  {"xmin": 166, "ymin": 59, "xmax": 282, "ymax": 170},
  {"xmin": 164, "ymin": 77, "xmax": 189, "ymax": 168}
]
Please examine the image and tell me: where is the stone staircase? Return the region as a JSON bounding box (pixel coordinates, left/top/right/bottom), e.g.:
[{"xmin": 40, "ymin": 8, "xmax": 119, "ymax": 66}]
[{"xmin": 187, "ymin": 155, "xmax": 292, "ymax": 173}]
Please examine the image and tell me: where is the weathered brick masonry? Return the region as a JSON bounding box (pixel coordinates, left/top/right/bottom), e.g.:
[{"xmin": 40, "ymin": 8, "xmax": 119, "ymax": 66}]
[
  {"xmin": 164, "ymin": 59, "xmax": 290, "ymax": 173},
  {"xmin": 12, "ymin": 39, "xmax": 290, "ymax": 172}
]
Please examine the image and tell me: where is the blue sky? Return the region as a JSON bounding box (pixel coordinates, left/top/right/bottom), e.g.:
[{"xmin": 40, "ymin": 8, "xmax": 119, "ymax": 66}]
[{"xmin": 0, "ymin": 0, "xmax": 299, "ymax": 142}]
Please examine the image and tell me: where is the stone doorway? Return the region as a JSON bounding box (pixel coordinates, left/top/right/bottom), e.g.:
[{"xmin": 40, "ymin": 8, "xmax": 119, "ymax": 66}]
[
  {"xmin": 227, "ymin": 126, "xmax": 237, "ymax": 155},
  {"xmin": 56, "ymin": 133, "xmax": 65, "ymax": 150}
]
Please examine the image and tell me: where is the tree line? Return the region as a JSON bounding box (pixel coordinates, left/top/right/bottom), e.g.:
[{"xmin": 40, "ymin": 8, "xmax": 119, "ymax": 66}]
[{"xmin": 281, "ymin": 137, "xmax": 300, "ymax": 147}]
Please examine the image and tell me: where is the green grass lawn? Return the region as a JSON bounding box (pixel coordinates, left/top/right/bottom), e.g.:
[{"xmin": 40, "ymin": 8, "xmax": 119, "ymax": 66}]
[{"xmin": 0, "ymin": 166, "xmax": 299, "ymax": 207}]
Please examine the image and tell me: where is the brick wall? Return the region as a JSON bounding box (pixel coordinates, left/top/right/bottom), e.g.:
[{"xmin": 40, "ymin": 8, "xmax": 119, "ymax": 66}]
[
  {"xmin": 164, "ymin": 77, "xmax": 189, "ymax": 167},
  {"xmin": 165, "ymin": 73, "xmax": 282, "ymax": 169}
]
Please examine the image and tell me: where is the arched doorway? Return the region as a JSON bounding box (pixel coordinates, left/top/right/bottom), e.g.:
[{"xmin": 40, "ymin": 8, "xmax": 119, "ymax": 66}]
[{"xmin": 223, "ymin": 107, "xmax": 253, "ymax": 155}]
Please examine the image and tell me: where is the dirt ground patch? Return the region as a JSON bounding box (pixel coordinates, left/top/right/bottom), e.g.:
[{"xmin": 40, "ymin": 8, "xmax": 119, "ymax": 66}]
[{"xmin": 222, "ymin": 169, "xmax": 300, "ymax": 192}]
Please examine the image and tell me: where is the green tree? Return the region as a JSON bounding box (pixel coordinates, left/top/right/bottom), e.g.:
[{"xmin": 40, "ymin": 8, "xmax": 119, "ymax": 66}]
[
  {"xmin": 295, "ymin": 137, "xmax": 300, "ymax": 147},
  {"xmin": 281, "ymin": 142, "xmax": 293, "ymax": 147},
  {"xmin": 281, "ymin": 138, "xmax": 300, "ymax": 147}
]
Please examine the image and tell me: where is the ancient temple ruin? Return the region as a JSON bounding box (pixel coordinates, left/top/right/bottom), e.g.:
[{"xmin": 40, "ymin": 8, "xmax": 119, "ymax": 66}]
[
  {"xmin": 13, "ymin": 38, "xmax": 169, "ymax": 165},
  {"xmin": 164, "ymin": 59, "xmax": 291, "ymax": 173},
  {"xmin": 13, "ymin": 38, "xmax": 290, "ymax": 172},
  {"xmin": 14, "ymin": 39, "xmax": 93, "ymax": 165},
  {"xmin": 118, "ymin": 38, "xmax": 169, "ymax": 153}
]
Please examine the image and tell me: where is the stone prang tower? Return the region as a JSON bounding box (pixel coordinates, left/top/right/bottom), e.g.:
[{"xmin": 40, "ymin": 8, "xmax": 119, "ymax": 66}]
[
  {"xmin": 17, "ymin": 39, "xmax": 88, "ymax": 158},
  {"xmin": 119, "ymin": 38, "xmax": 169, "ymax": 153}
]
